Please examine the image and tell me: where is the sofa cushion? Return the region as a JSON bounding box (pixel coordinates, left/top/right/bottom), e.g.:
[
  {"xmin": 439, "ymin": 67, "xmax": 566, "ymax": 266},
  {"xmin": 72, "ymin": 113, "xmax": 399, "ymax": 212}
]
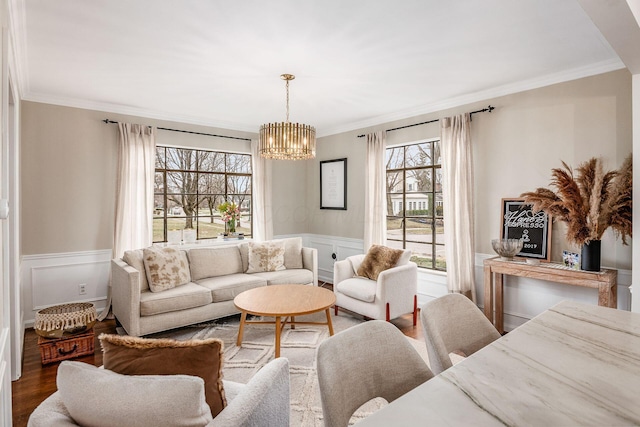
[
  {"xmin": 188, "ymin": 247, "xmax": 243, "ymax": 281},
  {"xmin": 57, "ymin": 361, "xmax": 214, "ymax": 427},
  {"xmin": 197, "ymin": 274, "xmax": 267, "ymax": 303},
  {"xmin": 140, "ymin": 282, "xmax": 213, "ymax": 316},
  {"xmin": 336, "ymin": 277, "xmax": 377, "ymax": 303},
  {"xmin": 357, "ymin": 245, "xmax": 405, "ymax": 281},
  {"xmin": 100, "ymin": 334, "xmax": 226, "ymax": 418},
  {"xmin": 251, "ymin": 269, "xmax": 314, "ymax": 286},
  {"xmin": 143, "ymin": 247, "xmax": 191, "ymax": 292},
  {"xmin": 123, "ymin": 249, "xmax": 150, "ymax": 291},
  {"xmin": 246, "ymin": 241, "xmax": 286, "ymax": 273}
]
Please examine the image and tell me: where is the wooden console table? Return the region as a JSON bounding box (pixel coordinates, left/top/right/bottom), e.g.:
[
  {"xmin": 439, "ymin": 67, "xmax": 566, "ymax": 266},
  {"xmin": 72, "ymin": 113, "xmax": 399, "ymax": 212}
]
[{"xmin": 483, "ymin": 257, "xmax": 617, "ymax": 334}]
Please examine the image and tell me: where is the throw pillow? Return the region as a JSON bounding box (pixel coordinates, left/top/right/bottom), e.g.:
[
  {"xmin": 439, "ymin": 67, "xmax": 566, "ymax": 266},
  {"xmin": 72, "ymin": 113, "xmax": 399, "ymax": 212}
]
[
  {"xmin": 142, "ymin": 246, "xmax": 191, "ymax": 292},
  {"xmin": 246, "ymin": 241, "xmax": 286, "ymax": 273},
  {"xmin": 57, "ymin": 361, "xmax": 214, "ymax": 427},
  {"xmin": 99, "ymin": 334, "xmax": 226, "ymax": 418},
  {"xmin": 356, "ymin": 245, "xmax": 405, "ymax": 280},
  {"xmin": 277, "ymin": 237, "xmax": 304, "ymax": 269}
]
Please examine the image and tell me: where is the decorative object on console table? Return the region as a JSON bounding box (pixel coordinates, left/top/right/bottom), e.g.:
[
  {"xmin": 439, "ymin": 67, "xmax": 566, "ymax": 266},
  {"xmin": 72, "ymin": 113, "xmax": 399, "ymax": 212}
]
[
  {"xmin": 521, "ymin": 155, "xmax": 632, "ymax": 272},
  {"xmin": 167, "ymin": 229, "xmax": 182, "ymax": 245},
  {"xmin": 182, "ymin": 228, "xmax": 196, "ymax": 244},
  {"xmin": 491, "ymin": 238, "xmax": 523, "ymax": 261},
  {"xmin": 500, "ymin": 198, "xmax": 552, "ymax": 261}
]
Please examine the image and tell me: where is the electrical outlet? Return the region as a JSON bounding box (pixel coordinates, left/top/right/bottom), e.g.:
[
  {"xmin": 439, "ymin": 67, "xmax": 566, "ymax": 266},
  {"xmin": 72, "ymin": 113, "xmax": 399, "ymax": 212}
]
[{"xmin": 78, "ymin": 284, "xmax": 87, "ymax": 295}]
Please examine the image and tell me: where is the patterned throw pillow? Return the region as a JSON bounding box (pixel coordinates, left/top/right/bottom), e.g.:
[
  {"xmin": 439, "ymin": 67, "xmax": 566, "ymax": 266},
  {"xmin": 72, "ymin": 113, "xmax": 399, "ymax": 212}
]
[
  {"xmin": 356, "ymin": 245, "xmax": 405, "ymax": 280},
  {"xmin": 246, "ymin": 241, "xmax": 286, "ymax": 273},
  {"xmin": 142, "ymin": 247, "xmax": 191, "ymax": 292}
]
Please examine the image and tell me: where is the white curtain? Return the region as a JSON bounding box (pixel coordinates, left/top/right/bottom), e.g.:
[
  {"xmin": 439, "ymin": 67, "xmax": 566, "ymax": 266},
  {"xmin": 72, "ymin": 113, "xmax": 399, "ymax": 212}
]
[
  {"xmin": 364, "ymin": 131, "xmax": 386, "ymax": 250},
  {"xmin": 441, "ymin": 113, "xmax": 476, "ymax": 301},
  {"xmin": 251, "ymin": 139, "xmax": 273, "ymax": 241},
  {"xmin": 98, "ymin": 122, "xmax": 156, "ymax": 320}
]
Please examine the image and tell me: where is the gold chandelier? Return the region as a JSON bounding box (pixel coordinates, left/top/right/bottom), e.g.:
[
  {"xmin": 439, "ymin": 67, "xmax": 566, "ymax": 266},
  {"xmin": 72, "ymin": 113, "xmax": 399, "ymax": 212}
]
[{"xmin": 259, "ymin": 74, "xmax": 316, "ymax": 160}]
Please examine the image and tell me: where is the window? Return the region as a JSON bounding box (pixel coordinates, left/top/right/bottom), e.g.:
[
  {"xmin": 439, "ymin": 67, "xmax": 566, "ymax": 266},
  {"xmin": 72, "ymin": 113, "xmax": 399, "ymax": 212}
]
[
  {"xmin": 153, "ymin": 146, "xmax": 252, "ymax": 242},
  {"xmin": 386, "ymin": 140, "xmax": 445, "ymax": 271}
]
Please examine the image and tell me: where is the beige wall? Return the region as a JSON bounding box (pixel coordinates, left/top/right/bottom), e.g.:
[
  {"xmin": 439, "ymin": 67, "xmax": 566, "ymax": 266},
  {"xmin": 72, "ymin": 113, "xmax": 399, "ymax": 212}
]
[
  {"xmin": 20, "ymin": 102, "xmax": 254, "ymax": 255},
  {"xmin": 22, "ymin": 69, "xmax": 633, "ymax": 270},
  {"xmin": 288, "ymin": 69, "xmax": 632, "ymax": 269}
]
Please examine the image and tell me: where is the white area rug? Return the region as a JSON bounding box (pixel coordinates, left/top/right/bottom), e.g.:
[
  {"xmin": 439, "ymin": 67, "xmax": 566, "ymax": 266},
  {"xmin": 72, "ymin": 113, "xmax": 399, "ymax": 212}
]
[{"xmin": 148, "ymin": 312, "xmax": 430, "ymax": 426}]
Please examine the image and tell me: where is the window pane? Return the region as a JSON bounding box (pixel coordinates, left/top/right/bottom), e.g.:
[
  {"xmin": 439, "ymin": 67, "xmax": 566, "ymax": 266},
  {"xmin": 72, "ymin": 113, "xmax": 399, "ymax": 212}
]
[
  {"xmin": 435, "ymin": 243, "xmax": 446, "ymax": 269},
  {"xmin": 156, "ymin": 147, "xmax": 165, "ymax": 168},
  {"xmin": 154, "ymin": 196, "xmax": 164, "ymax": 216},
  {"xmin": 153, "ymin": 218, "xmax": 165, "ymax": 243},
  {"xmin": 435, "ymin": 218, "xmax": 445, "ymax": 244},
  {"xmin": 409, "ymin": 244, "xmax": 433, "ymax": 269},
  {"xmin": 433, "ymin": 141, "xmax": 442, "ymax": 165},
  {"xmin": 435, "ymin": 194, "xmax": 444, "ymax": 217},
  {"xmin": 228, "ymin": 175, "xmax": 251, "ymax": 194},
  {"xmin": 434, "ymin": 167, "xmax": 443, "ymax": 192},
  {"xmin": 167, "ymin": 172, "xmax": 198, "ymax": 194},
  {"xmin": 386, "ymin": 217, "xmax": 403, "ymax": 242},
  {"xmin": 196, "ymin": 217, "xmax": 224, "ymax": 239},
  {"xmin": 405, "ymin": 143, "xmax": 432, "ymax": 168},
  {"xmin": 199, "ymin": 151, "xmax": 225, "ymax": 173},
  {"xmin": 198, "ymin": 173, "xmax": 225, "ymax": 194},
  {"xmin": 227, "ymin": 154, "xmax": 252, "ymax": 173},
  {"xmin": 386, "ymin": 147, "xmax": 404, "ymax": 170},
  {"xmin": 385, "ymin": 239, "xmax": 404, "ymax": 251},
  {"xmin": 166, "ymin": 148, "xmax": 197, "ymax": 171},
  {"xmin": 406, "ymin": 169, "xmax": 432, "ymax": 192},
  {"xmin": 154, "ymin": 172, "xmax": 164, "ymax": 193},
  {"xmin": 406, "ymin": 218, "xmax": 432, "ymax": 244}
]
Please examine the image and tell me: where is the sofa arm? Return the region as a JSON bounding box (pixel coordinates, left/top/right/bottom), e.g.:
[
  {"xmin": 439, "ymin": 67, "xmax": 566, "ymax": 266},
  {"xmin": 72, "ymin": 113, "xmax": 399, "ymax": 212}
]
[
  {"xmin": 302, "ymin": 247, "xmax": 318, "ymax": 286},
  {"xmin": 376, "ymin": 261, "xmax": 418, "ymax": 304},
  {"xmin": 111, "ymin": 259, "xmax": 143, "ymax": 337},
  {"xmin": 333, "ymin": 259, "xmax": 353, "ymax": 287}
]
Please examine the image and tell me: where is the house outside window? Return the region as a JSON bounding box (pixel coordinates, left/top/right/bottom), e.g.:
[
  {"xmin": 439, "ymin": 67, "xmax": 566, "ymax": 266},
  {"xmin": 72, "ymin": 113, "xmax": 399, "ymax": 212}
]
[
  {"xmin": 386, "ymin": 139, "xmax": 445, "ymax": 270},
  {"xmin": 153, "ymin": 146, "xmax": 252, "ymax": 242}
]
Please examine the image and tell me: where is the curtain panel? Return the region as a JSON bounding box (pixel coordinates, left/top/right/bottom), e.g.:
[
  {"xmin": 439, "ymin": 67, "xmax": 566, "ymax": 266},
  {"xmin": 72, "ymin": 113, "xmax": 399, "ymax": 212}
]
[
  {"xmin": 441, "ymin": 114, "xmax": 476, "ymax": 301},
  {"xmin": 251, "ymin": 140, "xmax": 273, "ymax": 241},
  {"xmin": 364, "ymin": 131, "xmax": 387, "ymax": 250},
  {"xmin": 99, "ymin": 122, "xmax": 156, "ymax": 321}
]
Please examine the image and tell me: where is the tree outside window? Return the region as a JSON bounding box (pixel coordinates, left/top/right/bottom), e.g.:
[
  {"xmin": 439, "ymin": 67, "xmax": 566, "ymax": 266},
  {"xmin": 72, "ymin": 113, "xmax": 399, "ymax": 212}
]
[
  {"xmin": 386, "ymin": 140, "xmax": 445, "ymax": 270},
  {"xmin": 153, "ymin": 147, "xmax": 252, "ymax": 242}
]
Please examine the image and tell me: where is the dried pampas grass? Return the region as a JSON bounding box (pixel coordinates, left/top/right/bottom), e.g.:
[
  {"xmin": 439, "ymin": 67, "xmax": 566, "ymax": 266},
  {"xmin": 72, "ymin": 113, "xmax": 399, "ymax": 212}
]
[{"xmin": 521, "ymin": 155, "xmax": 632, "ymax": 246}]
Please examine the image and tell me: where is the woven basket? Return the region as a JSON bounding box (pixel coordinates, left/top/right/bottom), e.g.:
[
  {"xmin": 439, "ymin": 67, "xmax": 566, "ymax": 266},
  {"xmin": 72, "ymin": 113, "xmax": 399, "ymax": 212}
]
[{"xmin": 35, "ymin": 303, "xmax": 97, "ymax": 338}]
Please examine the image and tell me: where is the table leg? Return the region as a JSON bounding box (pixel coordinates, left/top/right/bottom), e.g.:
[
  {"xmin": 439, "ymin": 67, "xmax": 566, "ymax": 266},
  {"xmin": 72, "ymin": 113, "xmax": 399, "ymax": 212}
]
[
  {"xmin": 275, "ymin": 316, "xmax": 281, "ymax": 358},
  {"xmin": 483, "ymin": 266, "xmax": 494, "ymax": 323},
  {"xmin": 495, "ymin": 274, "xmax": 504, "ymax": 335},
  {"xmin": 598, "ymin": 283, "xmax": 617, "ymax": 308},
  {"xmin": 291, "ymin": 315, "xmax": 295, "ymax": 329},
  {"xmin": 237, "ymin": 311, "xmax": 247, "ymax": 347},
  {"xmin": 325, "ymin": 308, "xmax": 334, "ymax": 336}
]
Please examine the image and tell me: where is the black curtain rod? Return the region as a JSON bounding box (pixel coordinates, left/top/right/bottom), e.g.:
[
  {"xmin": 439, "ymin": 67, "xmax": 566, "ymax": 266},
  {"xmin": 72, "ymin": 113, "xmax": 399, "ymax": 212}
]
[
  {"xmin": 102, "ymin": 119, "xmax": 252, "ymax": 141},
  {"xmin": 356, "ymin": 105, "xmax": 495, "ymax": 138}
]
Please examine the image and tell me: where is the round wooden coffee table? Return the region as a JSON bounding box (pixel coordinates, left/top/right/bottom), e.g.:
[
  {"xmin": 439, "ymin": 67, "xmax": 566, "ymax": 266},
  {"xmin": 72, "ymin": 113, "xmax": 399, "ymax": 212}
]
[{"xmin": 233, "ymin": 284, "xmax": 336, "ymax": 358}]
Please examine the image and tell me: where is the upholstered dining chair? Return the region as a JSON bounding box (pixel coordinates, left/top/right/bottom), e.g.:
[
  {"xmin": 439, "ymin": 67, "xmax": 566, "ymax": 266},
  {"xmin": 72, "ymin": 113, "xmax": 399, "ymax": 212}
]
[
  {"xmin": 316, "ymin": 320, "xmax": 433, "ymax": 427},
  {"xmin": 333, "ymin": 248, "xmax": 418, "ymax": 325},
  {"xmin": 420, "ymin": 293, "xmax": 501, "ymax": 375}
]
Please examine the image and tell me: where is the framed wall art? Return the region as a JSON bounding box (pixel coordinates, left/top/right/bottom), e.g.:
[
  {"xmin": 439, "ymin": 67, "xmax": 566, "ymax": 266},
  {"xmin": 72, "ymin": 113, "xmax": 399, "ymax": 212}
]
[
  {"xmin": 320, "ymin": 158, "xmax": 347, "ymax": 210},
  {"xmin": 500, "ymin": 198, "xmax": 552, "ymax": 261}
]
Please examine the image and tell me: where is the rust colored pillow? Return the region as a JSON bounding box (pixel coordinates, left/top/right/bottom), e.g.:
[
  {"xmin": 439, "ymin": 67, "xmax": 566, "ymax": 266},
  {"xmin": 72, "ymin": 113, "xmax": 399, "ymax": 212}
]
[
  {"xmin": 356, "ymin": 245, "xmax": 405, "ymax": 280},
  {"xmin": 99, "ymin": 334, "xmax": 226, "ymax": 418}
]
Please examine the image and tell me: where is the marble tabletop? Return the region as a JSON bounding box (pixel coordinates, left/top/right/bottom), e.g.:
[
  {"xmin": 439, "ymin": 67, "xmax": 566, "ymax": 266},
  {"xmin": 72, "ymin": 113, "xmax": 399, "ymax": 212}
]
[{"xmin": 358, "ymin": 300, "xmax": 640, "ymax": 426}]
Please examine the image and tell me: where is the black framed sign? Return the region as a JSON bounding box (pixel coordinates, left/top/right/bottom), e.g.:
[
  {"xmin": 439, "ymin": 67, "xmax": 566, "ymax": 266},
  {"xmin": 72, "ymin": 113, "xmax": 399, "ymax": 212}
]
[
  {"xmin": 500, "ymin": 198, "xmax": 552, "ymax": 261},
  {"xmin": 320, "ymin": 158, "xmax": 347, "ymax": 210}
]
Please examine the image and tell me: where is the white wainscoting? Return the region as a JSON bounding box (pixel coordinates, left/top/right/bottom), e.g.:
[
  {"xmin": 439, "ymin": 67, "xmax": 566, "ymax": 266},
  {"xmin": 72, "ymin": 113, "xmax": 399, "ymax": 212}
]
[
  {"xmin": 21, "ymin": 250, "xmax": 111, "ymax": 327},
  {"xmin": 295, "ymin": 234, "xmax": 632, "ymax": 332}
]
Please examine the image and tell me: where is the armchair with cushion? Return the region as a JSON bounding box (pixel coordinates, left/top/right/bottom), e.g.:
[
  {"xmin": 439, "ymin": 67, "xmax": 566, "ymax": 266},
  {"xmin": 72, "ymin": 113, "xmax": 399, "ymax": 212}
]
[
  {"xmin": 28, "ymin": 358, "xmax": 290, "ymax": 427},
  {"xmin": 333, "ymin": 246, "xmax": 418, "ymax": 325}
]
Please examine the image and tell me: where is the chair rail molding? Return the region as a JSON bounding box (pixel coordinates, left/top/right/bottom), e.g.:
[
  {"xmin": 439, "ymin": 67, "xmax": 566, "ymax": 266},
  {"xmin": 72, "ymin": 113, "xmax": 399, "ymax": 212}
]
[{"xmin": 21, "ymin": 249, "xmax": 112, "ymax": 327}]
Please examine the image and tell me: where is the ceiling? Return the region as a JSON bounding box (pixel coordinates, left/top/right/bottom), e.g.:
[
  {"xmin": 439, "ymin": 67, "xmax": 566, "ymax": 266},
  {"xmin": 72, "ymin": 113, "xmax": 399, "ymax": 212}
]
[{"xmin": 15, "ymin": 0, "xmax": 626, "ymax": 137}]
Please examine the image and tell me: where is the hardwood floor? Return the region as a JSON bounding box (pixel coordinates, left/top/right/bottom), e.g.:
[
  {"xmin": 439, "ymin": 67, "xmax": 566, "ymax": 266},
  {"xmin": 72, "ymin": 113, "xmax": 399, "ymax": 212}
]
[{"xmin": 11, "ymin": 282, "xmax": 423, "ymax": 426}]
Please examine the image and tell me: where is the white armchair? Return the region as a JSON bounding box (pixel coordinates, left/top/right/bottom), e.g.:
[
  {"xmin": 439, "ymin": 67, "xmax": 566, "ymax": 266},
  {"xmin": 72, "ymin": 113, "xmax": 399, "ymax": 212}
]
[{"xmin": 333, "ymin": 250, "xmax": 418, "ymax": 325}]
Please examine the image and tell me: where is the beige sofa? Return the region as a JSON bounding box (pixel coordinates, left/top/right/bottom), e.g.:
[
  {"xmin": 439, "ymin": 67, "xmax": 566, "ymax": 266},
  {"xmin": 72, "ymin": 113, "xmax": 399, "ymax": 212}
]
[{"xmin": 112, "ymin": 238, "xmax": 318, "ymax": 336}]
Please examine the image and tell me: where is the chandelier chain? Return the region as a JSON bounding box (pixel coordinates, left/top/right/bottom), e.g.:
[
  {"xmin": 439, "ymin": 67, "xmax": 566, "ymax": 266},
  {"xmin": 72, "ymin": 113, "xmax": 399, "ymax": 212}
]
[{"xmin": 285, "ymin": 79, "xmax": 290, "ymax": 123}]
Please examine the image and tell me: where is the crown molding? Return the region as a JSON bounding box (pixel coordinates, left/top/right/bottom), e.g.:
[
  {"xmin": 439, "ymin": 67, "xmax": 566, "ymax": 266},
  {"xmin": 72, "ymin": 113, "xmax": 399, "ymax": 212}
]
[
  {"xmin": 21, "ymin": 57, "xmax": 625, "ymax": 139},
  {"xmin": 317, "ymin": 58, "xmax": 626, "ymax": 138},
  {"xmin": 21, "ymin": 92, "xmax": 259, "ymax": 135}
]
